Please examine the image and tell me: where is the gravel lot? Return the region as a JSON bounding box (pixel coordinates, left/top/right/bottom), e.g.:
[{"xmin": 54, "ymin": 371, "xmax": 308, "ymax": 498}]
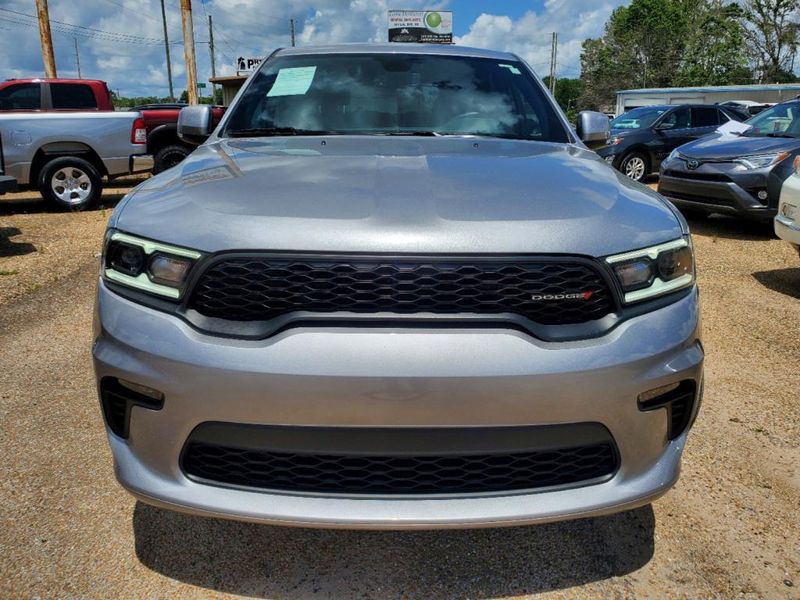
[{"xmin": 1, "ymin": 180, "xmax": 798, "ymax": 599}]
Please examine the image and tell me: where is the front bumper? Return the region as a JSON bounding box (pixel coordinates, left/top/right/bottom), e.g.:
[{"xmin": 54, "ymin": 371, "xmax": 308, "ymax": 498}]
[
  {"xmin": 658, "ymin": 160, "xmax": 778, "ymax": 221},
  {"xmin": 129, "ymin": 154, "xmax": 154, "ymax": 174},
  {"xmin": 93, "ymin": 280, "xmax": 704, "ymax": 529},
  {"xmin": 775, "ymin": 175, "xmax": 800, "ymax": 254},
  {"xmin": 0, "ymin": 174, "xmax": 17, "ymax": 194}
]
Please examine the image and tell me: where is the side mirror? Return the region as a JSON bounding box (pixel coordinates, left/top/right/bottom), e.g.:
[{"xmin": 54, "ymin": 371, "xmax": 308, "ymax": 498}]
[
  {"xmin": 656, "ymin": 122, "xmax": 675, "ymax": 131},
  {"xmin": 576, "ymin": 111, "xmax": 610, "ymax": 147},
  {"xmin": 178, "ymin": 105, "xmax": 213, "ymax": 145}
]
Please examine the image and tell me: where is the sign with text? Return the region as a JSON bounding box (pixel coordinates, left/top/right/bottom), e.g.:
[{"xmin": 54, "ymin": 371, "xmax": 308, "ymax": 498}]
[
  {"xmin": 236, "ymin": 56, "xmax": 263, "ymax": 73},
  {"xmin": 388, "ymin": 10, "xmax": 453, "ymax": 43}
]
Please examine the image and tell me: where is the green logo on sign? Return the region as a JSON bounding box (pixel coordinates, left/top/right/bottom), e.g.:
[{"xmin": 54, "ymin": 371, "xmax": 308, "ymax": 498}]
[{"xmin": 425, "ymin": 12, "xmax": 441, "ymax": 28}]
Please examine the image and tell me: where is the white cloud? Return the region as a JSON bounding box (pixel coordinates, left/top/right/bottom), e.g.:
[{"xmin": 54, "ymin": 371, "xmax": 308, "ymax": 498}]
[
  {"xmin": 455, "ymin": 1, "xmax": 627, "ymax": 79},
  {"xmin": 0, "ymin": 0, "xmax": 621, "ymax": 98}
]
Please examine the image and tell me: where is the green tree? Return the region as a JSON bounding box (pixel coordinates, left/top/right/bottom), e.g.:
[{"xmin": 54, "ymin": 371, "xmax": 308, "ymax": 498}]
[
  {"xmin": 543, "ymin": 76, "xmax": 584, "ymax": 121},
  {"xmin": 742, "ymin": 0, "xmax": 800, "ymax": 82},
  {"xmin": 579, "ymin": 0, "xmax": 753, "ymax": 110},
  {"xmin": 676, "ymin": 2, "xmax": 752, "ymax": 86}
]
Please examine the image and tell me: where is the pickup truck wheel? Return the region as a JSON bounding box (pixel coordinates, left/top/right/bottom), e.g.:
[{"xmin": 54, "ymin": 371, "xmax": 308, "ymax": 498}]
[
  {"xmin": 40, "ymin": 157, "xmax": 101, "ymax": 211},
  {"xmin": 153, "ymin": 145, "xmax": 190, "ymax": 174},
  {"xmin": 620, "ymin": 152, "xmax": 649, "ymax": 182}
]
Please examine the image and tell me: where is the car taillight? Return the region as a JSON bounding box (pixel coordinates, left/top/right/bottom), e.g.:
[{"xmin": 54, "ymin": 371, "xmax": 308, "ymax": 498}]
[
  {"xmin": 131, "ymin": 117, "xmax": 146, "ymax": 144},
  {"xmin": 794, "ymin": 155, "xmax": 800, "ymax": 176}
]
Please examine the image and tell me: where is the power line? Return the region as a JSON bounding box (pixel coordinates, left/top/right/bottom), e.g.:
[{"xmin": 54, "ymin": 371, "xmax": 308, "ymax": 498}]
[
  {"xmin": 99, "ymin": 0, "xmax": 160, "ymax": 22},
  {"xmin": 0, "ymin": 7, "xmax": 164, "ymax": 43}
]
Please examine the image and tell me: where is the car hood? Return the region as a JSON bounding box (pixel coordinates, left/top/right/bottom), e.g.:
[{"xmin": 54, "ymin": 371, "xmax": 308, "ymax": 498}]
[
  {"xmin": 113, "ymin": 137, "xmax": 683, "ymax": 257},
  {"xmin": 677, "ymin": 132, "xmax": 800, "ymax": 160}
]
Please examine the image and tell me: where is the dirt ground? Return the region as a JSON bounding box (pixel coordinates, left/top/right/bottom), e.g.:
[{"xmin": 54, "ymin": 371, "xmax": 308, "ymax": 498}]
[{"xmin": 1, "ymin": 179, "xmax": 798, "ymax": 599}]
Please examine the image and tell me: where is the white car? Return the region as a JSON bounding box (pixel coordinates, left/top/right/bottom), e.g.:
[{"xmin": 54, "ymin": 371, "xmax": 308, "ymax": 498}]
[{"xmin": 775, "ymin": 156, "xmax": 800, "ymax": 258}]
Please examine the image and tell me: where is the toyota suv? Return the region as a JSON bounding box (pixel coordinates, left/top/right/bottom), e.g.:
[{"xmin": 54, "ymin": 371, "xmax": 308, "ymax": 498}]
[
  {"xmin": 658, "ymin": 99, "xmax": 800, "ymax": 221},
  {"xmin": 93, "ymin": 44, "xmax": 703, "ymax": 529}
]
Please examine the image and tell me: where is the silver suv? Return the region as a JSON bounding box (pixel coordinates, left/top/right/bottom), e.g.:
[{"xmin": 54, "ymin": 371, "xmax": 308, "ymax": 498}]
[{"xmin": 94, "ymin": 44, "xmax": 703, "ymax": 529}]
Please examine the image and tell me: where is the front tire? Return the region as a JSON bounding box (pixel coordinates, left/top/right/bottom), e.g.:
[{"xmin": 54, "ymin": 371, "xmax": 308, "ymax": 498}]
[
  {"xmin": 620, "ymin": 151, "xmax": 649, "ymax": 182},
  {"xmin": 39, "ymin": 156, "xmax": 102, "ymax": 211},
  {"xmin": 153, "ymin": 144, "xmax": 191, "ymax": 174}
]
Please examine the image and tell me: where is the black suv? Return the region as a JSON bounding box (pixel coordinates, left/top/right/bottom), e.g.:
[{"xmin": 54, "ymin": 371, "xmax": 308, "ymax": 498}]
[
  {"xmin": 596, "ymin": 104, "xmax": 745, "ymax": 181},
  {"xmin": 658, "ymin": 99, "xmax": 800, "ymax": 222}
]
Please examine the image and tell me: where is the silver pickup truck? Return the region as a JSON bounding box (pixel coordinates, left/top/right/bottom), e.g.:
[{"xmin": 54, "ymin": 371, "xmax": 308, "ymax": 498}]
[{"xmin": 0, "ymin": 111, "xmax": 153, "ymax": 209}]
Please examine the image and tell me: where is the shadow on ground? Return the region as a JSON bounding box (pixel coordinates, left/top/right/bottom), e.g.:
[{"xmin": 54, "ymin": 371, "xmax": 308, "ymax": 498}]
[
  {"xmin": 133, "ymin": 502, "xmax": 655, "ymax": 598},
  {"xmin": 0, "ymin": 227, "xmax": 36, "ymax": 257},
  {"xmin": 0, "ymin": 194, "xmax": 125, "ymax": 216},
  {"xmin": 683, "ymin": 214, "xmax": 775, "ymax": 241},
  {"xmin": 752, "ymin": 267, "xmax": 800, "ymax": 299}
]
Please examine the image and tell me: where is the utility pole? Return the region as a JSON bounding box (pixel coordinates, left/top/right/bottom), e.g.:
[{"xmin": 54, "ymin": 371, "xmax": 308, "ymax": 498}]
[
  {"xmin": 160, "ymin": 0, "xmax": 175, "ymax": 101},
  {"xmin": 180, "ymin": 0, "xmax": 198, "ymax": 105},
  {"xmin": 208, "ymin": 15, "xmax": 217, "ymax": 103},
  {"xmin": 73, "ymin": 38, "xmax": 81, "ymax": 78},
  {"xmin": 35, "ymin": 0, "xmax": 57, "ymax": 78},
  {"xmin": 290, "ymin": 18, "xmax": 296, "ymax": 47},
  {"xmin": 548, "ymin": 32, "xmax": 557, "ymax": 95}
]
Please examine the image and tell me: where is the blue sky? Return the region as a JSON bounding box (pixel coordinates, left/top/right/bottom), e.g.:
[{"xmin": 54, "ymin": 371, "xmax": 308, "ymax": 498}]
[{"xmin": 0, "ymin": 0, "xmax": 626, "ymax": 97}]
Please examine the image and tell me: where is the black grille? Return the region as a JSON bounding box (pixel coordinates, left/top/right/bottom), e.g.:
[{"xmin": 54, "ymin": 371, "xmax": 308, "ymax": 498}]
[
  {"xmin": 661, "ymin": 191, "xmax": 733, "ymax": 206},
  {"xmin": 188, "ymin": 256, "xmax": 615, "ymax": 326},
  {"xmin": 663, "ymin": 169, "xmax": 731, "ymax": 182},
  {"xmin": 182, "ymin": 441, "xmax": 618, "ymax": 495}
]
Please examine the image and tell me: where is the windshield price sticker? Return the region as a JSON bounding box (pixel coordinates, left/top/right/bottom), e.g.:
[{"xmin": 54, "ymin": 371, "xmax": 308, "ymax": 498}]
[{"xmin": 267, "ymin": 66, "xmax": 317, "ymax": 97}]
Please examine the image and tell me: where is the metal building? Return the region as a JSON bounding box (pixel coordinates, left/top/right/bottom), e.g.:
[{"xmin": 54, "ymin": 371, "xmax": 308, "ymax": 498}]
[{"xmin": 615, "ymin": 83, "xmax": 800, "ymax": 115}]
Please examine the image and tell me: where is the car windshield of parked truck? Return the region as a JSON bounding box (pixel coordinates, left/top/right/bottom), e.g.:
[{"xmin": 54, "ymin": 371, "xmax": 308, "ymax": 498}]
[
  {"xmin": 742, "ymin": 101, "xmax": 800, "ymax": 138},
  {"xmin": 610, "ymin": 107, "xmax": 669, "ymax": 130},
  {"xmin": 223, "ymin": 53, "xmax": 570, "ymax": 142}
]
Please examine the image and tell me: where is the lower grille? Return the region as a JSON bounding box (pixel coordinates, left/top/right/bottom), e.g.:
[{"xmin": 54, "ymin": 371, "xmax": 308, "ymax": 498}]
[
  {"xmin": 181, "ymin": 424, "xmax": 619, "ymax": 495},
  {"xmin": 187, "ymin": 255, "xmax": 615, "ymax": 327},
  {"xmin": 663, "ymin": 169, "xmax": 731, "ymax": 182},
  {"xmin": 661, "ymin": 190, "xmax": 733, "ymax": 206}
]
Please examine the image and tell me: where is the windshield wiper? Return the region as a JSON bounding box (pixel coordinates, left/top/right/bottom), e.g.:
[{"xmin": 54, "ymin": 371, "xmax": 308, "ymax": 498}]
[
  {"xmin": 365, "ymin": 131, "xmax": 443, "ymax": 136},
  {"xmin": 765, "ymin": 132, "xmax": 796, "ymax": 138},
  {"xmin": 226, "ymin": 127, "xmax": 332, "ymax": 137}
]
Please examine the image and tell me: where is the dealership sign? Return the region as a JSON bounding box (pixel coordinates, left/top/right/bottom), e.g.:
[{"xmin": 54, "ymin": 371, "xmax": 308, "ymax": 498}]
[
  {"xmin": 236, "ymin": 56, "xmax": 263, "ymax": 73},
  {"xmin": 388, "ymin": 10, "xmax": 453, "ymax": 44}
]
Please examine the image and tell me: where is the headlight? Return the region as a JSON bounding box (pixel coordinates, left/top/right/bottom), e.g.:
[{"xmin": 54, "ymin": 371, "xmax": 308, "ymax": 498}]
[
  {"xmin": 666, "ymin": 148, "xmax": 680, "ymax": 162},
  {"xmin": 102, "ymin": 230, "xmax": 202, "ymax": 299},
  {"xmin": 608, "ymin": 136, "xmax": 623, "ymax": 146},
  {"xmin": 735, "ymin": 151, "xmax": 789, "ymax": 170},
  {"xmin": 606, "ymin": 238, "xmax": 695, "ymax": 303}
]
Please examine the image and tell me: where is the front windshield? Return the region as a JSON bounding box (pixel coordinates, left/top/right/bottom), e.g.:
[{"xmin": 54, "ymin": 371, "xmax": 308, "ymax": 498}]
[
  {"xmin": 223, "ymin": 53, "xmax": 570, "ymax": 142},
  {"xmin": 610, "ymin": 107, "xmax": 669, "ymax": 130},
  {"xmin": 742, "ymin": 101, "xmax": 800, "ymax": 138}
]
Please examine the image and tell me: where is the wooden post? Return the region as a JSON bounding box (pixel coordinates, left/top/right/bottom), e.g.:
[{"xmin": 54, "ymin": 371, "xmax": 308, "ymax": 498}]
[
  {"xmin": 160, "ymin": 0, "xmax": 175, "ymax": 101},
  {"xmin": 35, "ymin": 0, "xmax": 57, "ymax": 78},
  {"xmin": 208, "ymin": 15, "xmax": 217, "ymax": 102},
  {"xmin": 180, "ymin": 0, "xmax": 198, "ymax": 105}
]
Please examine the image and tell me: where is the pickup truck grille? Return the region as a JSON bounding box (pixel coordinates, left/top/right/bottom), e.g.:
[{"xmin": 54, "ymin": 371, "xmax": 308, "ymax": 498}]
[{"xmin": 187, "ymin": 255, "xmax": 615, "ymax": 326}]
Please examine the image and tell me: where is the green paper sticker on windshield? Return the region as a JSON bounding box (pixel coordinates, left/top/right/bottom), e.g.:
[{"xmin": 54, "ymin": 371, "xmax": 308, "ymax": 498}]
[
  {"xmin": 267, "ymin": 66, "xmax": 317, "ymax": 97},
  {"xmin": 498, "ymin": 63, "xmax": 521, "ymax": 75}
]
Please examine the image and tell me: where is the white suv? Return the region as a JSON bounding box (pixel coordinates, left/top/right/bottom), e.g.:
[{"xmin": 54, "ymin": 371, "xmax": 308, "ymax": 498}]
[{"xmin": 776, "ymin": 156, "xmax": 800, "ymax": 258}]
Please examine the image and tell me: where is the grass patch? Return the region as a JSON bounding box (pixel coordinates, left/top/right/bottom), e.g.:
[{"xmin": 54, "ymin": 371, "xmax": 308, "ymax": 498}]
[{"xmin": 0, "ymin": 269, "xmax": 19, "ymax": 276}]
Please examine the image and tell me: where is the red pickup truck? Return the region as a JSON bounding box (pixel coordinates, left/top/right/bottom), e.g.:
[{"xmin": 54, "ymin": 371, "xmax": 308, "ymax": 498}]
[
  {"xmin": 0, "ymin": 78, "xmax": 114, "ymax": 111},
  {"xmin": 132, "ymin": 103, "xmax": 226, "ymax": 173}
]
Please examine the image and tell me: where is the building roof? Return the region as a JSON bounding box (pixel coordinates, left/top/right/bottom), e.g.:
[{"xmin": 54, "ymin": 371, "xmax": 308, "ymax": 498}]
[
  {"xmin": 210, "ymin": 75, "xmax": 248, "ymax": 84},
  {"xmin": 618, "ymin": 83, "xmax": 800, "ymax": 95}
]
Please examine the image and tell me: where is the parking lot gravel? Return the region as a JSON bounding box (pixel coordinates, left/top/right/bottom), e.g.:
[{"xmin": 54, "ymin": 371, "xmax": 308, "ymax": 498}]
[{"xmin": 1, "ymin": 183, "xmax": 798, "ymax": 599}]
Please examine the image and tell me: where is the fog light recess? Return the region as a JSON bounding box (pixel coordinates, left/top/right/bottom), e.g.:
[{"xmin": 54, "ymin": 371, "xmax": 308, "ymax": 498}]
[
  {"xmin": 100, "ymin": 377, "xmax": 164, "ymax": 439},
  {"xmin": 638, "ymin": 380, "xmax": 698, "ymax": 441}
]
